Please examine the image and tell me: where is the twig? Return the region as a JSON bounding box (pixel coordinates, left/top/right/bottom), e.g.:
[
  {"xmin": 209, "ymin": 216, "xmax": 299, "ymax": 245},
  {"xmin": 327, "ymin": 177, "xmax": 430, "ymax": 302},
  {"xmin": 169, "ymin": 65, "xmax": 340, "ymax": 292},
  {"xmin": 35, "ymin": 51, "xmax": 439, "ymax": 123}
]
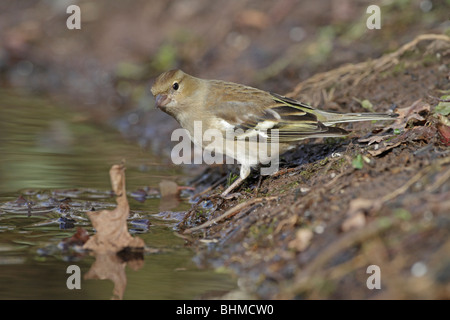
[
  {"xmin": 271, "ymin": 167, "xmax": 298, "ymax": 178},
  {"xmin": 184, "ymin": 196, "xmax": 278, "ymax": 234},
  {"xmin": 426, "ymin": 166, "xmax": 450, "ymax": 193},
  {"xmin": 381, "ymin": 156, "xmax": 450, "ymax": 203},
  {"xmin": 173, "ymin": 231, "xmax": 194, "ymax": 242},
  {"xmin": 380, "ymin": 167, "xmax": 434, "ymax": 203},
  {"xmin": 278, "ymin": 217, "xmax": 397, "ymax": 299},
  {"xmin": 428, "ymin": 94, "xmax": 450, "ymax": 103}
]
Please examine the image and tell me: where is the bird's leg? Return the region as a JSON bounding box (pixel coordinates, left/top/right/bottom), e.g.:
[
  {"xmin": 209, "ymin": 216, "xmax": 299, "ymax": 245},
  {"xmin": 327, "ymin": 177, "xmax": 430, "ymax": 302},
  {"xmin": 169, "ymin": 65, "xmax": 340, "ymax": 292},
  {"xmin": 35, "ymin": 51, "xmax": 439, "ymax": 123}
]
[
  {"xmin": 253, "ymin": 175, "xmax": 263, "ymax": 197},
  {"xmin": 221, "ymin": 165, "xmax": 250, "ymax": 199},
  {"xmin": 221, "ymin": 176, "xmax": 244, "ymax": 199}
]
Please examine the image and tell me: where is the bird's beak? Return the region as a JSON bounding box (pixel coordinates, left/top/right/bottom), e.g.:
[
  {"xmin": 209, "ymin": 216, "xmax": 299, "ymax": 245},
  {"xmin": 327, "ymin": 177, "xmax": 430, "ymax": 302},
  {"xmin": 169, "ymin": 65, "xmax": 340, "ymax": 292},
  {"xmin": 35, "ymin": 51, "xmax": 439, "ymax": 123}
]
[{"xmin": 155, "ymin": 94, "xmax": 170, "ymax": 109}]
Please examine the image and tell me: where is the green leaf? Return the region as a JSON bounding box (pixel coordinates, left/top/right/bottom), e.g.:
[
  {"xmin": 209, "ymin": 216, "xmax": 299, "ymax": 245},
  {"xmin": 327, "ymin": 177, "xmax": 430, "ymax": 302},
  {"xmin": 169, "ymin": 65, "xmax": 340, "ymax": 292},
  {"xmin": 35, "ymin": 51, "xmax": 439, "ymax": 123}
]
[
  {"xmin": 361, "ymin": 99, "xmax": 375, "ymax": 112},
  {"xmin": 353, "ymin": 97, "xmax": 375, "ymax": 112},
  {"xmin": 435, "ymin": 95, "xmax": 450, "ymax": 116},
  {"xmin": 151, "ymin": 43, "xmax": 177, "ymax": 72},
  {"xmin": 115, "ymin": 62, "xmax": 144, "ymax": 79},
  {"xmin": 394, "ymin": 208, "xmax": 411, "ymax": 221},
  {"xmin": 352, "ymin": 154, "xmax": 364, "ymax": 170},
  {"xmin": 227, "ymin": 173, "xmax": 239, "ymax": 186}
]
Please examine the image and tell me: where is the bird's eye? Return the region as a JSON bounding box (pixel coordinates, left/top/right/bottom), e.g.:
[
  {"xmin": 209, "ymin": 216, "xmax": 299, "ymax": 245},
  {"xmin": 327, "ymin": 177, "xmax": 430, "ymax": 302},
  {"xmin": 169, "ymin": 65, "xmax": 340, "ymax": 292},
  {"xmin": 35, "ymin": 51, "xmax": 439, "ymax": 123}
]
[{"xmin": 172, "ymin": 82, "xmax": 179, "ymax": 90}]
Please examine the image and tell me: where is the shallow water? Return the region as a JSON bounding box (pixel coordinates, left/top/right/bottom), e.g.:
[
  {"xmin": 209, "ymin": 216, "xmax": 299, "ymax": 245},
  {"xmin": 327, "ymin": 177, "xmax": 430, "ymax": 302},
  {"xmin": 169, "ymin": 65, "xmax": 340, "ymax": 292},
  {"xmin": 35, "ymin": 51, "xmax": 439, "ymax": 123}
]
[{"xmin": 0, "ymin": 90, "xmax": 236, "ymax": 299}]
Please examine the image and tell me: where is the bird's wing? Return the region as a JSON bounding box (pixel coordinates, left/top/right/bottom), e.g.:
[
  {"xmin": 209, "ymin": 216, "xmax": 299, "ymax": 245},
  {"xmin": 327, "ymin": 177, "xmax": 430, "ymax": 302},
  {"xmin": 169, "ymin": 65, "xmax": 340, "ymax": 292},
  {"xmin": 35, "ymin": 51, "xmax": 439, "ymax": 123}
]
[{"xmin": 214, "ymin": 92, "xmax": 349, "ymax": 143}]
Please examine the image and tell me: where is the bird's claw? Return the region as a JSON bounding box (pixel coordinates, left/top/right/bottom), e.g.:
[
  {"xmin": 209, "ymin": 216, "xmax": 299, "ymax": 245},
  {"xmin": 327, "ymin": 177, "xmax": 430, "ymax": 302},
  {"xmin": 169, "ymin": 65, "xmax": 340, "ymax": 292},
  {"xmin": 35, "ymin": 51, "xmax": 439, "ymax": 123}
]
[{"xmin": 221, "ymin": 192, "xmax": 241, "ymax": 200}]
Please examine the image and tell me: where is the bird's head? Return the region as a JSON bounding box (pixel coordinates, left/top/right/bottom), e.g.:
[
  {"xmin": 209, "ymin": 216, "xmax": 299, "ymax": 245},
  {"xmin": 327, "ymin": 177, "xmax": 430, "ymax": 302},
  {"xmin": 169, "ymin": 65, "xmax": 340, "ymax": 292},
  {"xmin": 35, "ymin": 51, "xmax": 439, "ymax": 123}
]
[{"xmin": 151, "ymin": 69, "xmax": 193, "ymax": 112}]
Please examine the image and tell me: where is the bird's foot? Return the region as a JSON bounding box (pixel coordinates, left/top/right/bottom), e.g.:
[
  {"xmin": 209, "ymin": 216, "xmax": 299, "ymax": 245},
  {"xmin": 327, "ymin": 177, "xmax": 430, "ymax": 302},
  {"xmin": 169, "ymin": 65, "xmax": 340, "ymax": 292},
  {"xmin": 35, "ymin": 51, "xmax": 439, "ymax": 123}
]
[
  {"xmin": 221, "ymin": 192, "xmax": 241, "ymax": 200},
  {"xmin": 220, "ymin": 176, "xmax": 244, "ymax": 199}
]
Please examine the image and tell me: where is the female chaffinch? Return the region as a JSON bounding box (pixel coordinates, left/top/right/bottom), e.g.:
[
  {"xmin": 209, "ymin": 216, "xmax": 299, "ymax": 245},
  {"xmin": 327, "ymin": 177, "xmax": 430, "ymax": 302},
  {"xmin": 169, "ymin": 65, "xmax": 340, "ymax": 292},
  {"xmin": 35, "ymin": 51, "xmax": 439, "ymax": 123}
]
[{"xmin": 151, "ymin": 69, "xmax": 396, "ymax": 197}]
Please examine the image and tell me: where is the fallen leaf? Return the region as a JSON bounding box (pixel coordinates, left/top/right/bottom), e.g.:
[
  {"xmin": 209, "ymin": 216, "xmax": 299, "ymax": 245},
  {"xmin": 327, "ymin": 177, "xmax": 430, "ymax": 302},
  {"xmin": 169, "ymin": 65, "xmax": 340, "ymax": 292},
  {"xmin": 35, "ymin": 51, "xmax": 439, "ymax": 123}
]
[
  {"xmin": 352, "ymin": 97, "xmax": 375, "ymax": 112},
  {"xmin": 352, "ymin": 154, "xmax": 364, "ymax": 169},
  {"xmin": 340, "ymin": 198, "xmax": 374, "ymax": 232},
  {"xmin": 368, "ymin": 124, "xmax": 436, "ymax": 156},
  {"xmin": 84, "ymin": 252, "xmax": 128, "ymax": 300},
  {"xmin": 288, "ymin": 228, "xmax": 313, "ymax": 252},
  {"xmin": 83, "ymin": 164, "xmax": 145, "ymax": 253},
  {"xmin": 437, "ymin": 122, "xmax": 450, "ymax": 146},
  {"xmin": 386, "ymin": 100, "xmax": 430, "ymax": 131},
  {"xmin": 368, "ymin": 140, "xmax": 402, "ymax": 156},
  {"xmin": 347, "ymin": 198, "xmax": 376, "ymax": 216},
  {"xmin": 358, "ymin": 134, "xmax": 393, "ymax": 145},
  {"xmin": 360, "ymin": 100, "xmax": 430, "ymax": 153},
  {"xmin": 361, "ymin": 99, "xmax": 375, "ymax": 112},
  {"xmin": 341, "ymin": 212, "xmax": 366, "ymax": 232},
  {"xmin": 434, "ymin": 95, "xmax": 450, "ymax": 116}
]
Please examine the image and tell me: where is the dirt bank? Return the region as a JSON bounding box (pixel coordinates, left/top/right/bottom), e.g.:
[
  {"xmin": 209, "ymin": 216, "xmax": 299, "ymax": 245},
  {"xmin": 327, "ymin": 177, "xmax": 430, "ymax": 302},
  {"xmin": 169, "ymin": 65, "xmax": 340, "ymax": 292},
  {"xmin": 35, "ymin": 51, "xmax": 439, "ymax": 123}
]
[{"xmin": 180, "ymin": 35, "xmax": 450, "ymax": 299}]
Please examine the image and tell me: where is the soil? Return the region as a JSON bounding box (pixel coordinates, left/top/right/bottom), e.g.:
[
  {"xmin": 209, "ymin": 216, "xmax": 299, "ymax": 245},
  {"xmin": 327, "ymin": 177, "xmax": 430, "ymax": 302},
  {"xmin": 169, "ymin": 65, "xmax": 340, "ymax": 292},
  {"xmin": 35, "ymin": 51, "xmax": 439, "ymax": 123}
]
[
  {"xmin": 1, "ymin": 0, "xmax": 449, "ymax": 299},
  {"xmin": 182, "ymin": 34, "xmax": 450, "ymax": 299}
]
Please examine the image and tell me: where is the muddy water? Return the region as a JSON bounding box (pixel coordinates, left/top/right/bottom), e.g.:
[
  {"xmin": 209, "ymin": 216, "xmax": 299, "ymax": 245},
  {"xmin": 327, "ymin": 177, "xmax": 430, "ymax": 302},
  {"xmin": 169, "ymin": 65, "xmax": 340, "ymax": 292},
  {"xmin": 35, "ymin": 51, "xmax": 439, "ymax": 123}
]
[{"xmin": 0, "ymin": 90, "xmax": 236, "ymax": 299}]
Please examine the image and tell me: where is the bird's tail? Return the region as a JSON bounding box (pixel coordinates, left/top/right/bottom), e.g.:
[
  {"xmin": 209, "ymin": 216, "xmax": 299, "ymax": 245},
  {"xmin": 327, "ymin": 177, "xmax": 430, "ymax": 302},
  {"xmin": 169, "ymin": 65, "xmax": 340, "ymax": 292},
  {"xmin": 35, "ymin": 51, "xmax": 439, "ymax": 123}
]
[
  {"xmin": 270, "ymin": 92, "xmax": 397, "ymax": 126},
  {"xmin": 317, "ymin": 111, "xmax": 398, "ymax": 126}
]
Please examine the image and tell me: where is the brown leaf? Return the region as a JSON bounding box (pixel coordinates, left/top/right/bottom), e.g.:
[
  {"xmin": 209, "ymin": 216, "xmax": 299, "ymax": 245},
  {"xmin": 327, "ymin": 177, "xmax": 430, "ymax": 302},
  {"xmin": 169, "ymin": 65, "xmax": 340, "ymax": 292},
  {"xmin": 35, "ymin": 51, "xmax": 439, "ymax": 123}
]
[
  {"xmin": 341, "ymin": 198, "xmax": 374, "ymax": 232},
  {"xmin": 405, "ymin": 125, "xmax": 436, "ymax": 143},
  {"xmin": 438, "ymin": 125, "xmax": 450, "ymax": 146},
  {"xmin": 341, "ymin": 212, "xmax": 366, "ymax": 232},
  {"xmin": 358, "ymin": 134, "xmax": 394, "ymax": 145},
  {"xmin": 386, "ymin": 100, "xmax": 430, "ymax": 131},
  {"xmin": 368, "ymin": 125, "xmax": 436, "ymax": 156},
  {"xmin": 368, "ymin": 140, "xmax": 402, "ymax": 156},
  {"xmin": 347, "ymin": 198, "xmax": 376, "ymax": 216},
  {"xmin": 361, "ymin": 101, "xmax": 430, "ymax": 151},
  {"xmin": 83, "ymin": 164, "xmax": 144, "ymax": 253},
  {"xmin": 84, "ymin": 252, "xmax": 128, "ymax": 300},
  {"xmin": 288, "ymin": 228, "xmax": 313, "ymax": 252}
]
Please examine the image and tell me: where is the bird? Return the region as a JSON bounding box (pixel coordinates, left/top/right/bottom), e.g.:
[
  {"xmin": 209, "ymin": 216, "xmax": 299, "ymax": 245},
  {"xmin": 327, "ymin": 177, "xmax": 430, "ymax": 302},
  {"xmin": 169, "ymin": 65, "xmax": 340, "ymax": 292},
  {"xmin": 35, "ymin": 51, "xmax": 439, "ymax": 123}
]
[{"xmin": 151, "ymin": 69, "xmax": 396, "ymax": 198}]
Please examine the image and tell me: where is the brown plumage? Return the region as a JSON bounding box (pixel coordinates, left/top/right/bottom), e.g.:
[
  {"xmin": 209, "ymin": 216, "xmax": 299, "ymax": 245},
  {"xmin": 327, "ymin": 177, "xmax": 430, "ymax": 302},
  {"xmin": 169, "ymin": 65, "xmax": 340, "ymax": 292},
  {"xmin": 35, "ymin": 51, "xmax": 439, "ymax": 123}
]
[{"xmin": 151, "ymin": 69, "xmax": 396, "ymax": 197}]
